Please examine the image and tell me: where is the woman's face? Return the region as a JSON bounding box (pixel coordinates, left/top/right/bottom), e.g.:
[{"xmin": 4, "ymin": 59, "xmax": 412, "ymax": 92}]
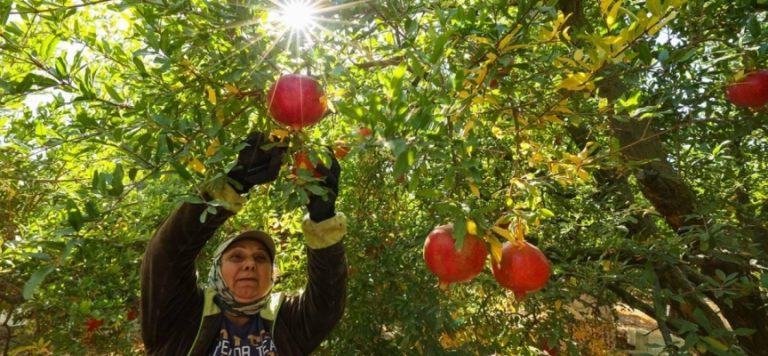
[{"xmin": 220, "ymin": 239, "xmax": 273, "ymax": 304}]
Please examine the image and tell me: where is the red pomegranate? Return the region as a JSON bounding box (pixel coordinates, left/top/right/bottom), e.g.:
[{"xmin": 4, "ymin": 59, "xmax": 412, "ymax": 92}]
[
  {"xmin": 267, "ymin": 74, "xmax": 327, "ymax": 129},
  {"xmin": 423, "ymin": 224, "xmax": 488, "ymax": 288},
  {"xmin": 725, "ymin": 70, "xmax": 768, "ymax": 108},
  {"xmin": 292, "ymin": 151, "xmax": 322, "ymax": 178},
  {"xmin": 86, "ymin": 317, "xmax": 103, "ymax": 331},
  {"xmin": 491, "ymin": 240, "xmax": 551, "ymax": 299}
]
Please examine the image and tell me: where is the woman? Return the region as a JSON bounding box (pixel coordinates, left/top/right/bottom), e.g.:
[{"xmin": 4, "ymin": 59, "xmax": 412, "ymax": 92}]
[{"xmin": 140, "ymin": 132, "xmax": 347, "ymax": 355}]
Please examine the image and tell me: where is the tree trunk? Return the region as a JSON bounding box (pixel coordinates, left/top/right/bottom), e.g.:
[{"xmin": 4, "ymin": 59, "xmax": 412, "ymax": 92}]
[{"xmin": 557, "ymin": 1, "xmax": 768, "ymax": 353}]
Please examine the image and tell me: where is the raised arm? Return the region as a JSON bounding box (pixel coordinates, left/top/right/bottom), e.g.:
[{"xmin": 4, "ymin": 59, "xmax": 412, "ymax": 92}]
[
  {"xmin": 140, "ymin": 198, "xmax": 236, "ymax": 351},
  {"xmin": 140, "ymin": 131, "xmax": 286, "ymax": 352},
  {"xmin": 276, "ymin": 150, "xmax": 350, "ymax": 353}
]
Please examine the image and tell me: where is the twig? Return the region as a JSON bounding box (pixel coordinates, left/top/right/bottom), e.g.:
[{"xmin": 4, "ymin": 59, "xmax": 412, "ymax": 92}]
[{"xmin": 10, "ymin": 0, "xmax": 114, "ymax": 14}]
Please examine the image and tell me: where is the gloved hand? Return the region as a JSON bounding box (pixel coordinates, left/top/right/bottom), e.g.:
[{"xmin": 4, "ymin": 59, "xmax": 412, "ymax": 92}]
[
  {"xmin": 307, "ymin": 149, "xmax": 341, "ymax": 222},
  {"xmin": 227, "ymin": 132, "xmax": 287, "ymax": 193}
]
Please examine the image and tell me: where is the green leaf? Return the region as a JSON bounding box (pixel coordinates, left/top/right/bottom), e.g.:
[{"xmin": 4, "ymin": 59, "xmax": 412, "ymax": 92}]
[
  {"xmin": 23, "ymin": 265, "xmax": 55, "ymax": 300},
  {"xmin": 0, "ymin": 0, "xmax": 11, "ymax": 26},
  {"xmin": 109, "ymin": 163, "xmax": 124, "ymax": 196},
  {"xmin": 152, "ymin": 114, "xmax": 172, "ymax": 128},
  {"xmin": 453, "ymin": 219, "xmax": 467, "ymax": 250},
  {"xmin": 39, "ymin": 34, "xmax": 60, "ymax": 60},
  {"xmin": 305, "ymin": 184, "xmax": 327, "ymax": 196},
  {"xmin": 61, "ymin": 239, "xmax": 79, "ymax": 261},
  {"xmin": 539, "ymin": 208, "xmax": 555, "ymax": 218},
  {"xmin": 54, "ymin": 56, "xmax": 69, "ymax": 79},
  {"xmin": 133, "ymin": 56, "xmax": 148, "ymax": 76},
  {"xmin": 747, "ymin": 15, "xmax": 761, "ymax": 38},
  {"xmin": 429, "ymin": 32, "xmax": 451, "ymax": 64},
  {"xmin": 170, "ymin": 160, "xmax": 192, "ymax": 180},
  {"xmin": 104, "ymin": 84, "xmax": 123, "ymax": 102},
  {"xmin": 66, "ymin": 199, "xmax": 83, "ymax": 231}
]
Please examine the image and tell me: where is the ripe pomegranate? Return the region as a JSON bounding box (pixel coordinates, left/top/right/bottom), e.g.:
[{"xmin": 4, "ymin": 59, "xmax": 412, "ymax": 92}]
[
  {"xmin": 491, "ymin": 240, "xmax": 551, "ymax": 299},
  {"xmin": 127, "ymin": 309, "xmax": 138, "ymax": 321},
  {"xmin": 86, "ymin": 317, "xmax": 103, "ymax": 332},
  {"xmin": 725, "ymin": 70, "xmax": 768, "ymax": 108},
  {"xmin": 333, "ymin": 142, "xmax": 350, "ymax": 159},
  {"xmin": 292, "ymin": 151, "xmax": 322, "ymax": 178},
  {"xmin": 357, "ymin": 126, "xmax": 372, "ymax": 137},
  {"xmin": 267, "ymin": 74, "xmax": 327, "ymax": 129},
  {"xmin": 423, "ymin": 224, "xmax": 488, "ymax": 288}
]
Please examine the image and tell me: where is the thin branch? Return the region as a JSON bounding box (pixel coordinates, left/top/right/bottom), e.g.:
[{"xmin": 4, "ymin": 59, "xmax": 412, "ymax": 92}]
[
  {"xmin": 10, "ymin": 0, "xmax": 114, "ymax": 14},
  {"xmin": 0, "ymin": 176, "xmax": 85, "ymax": 184},
  {"xmin": 354, "ymin": 56, "xmax": 405, "ymax": 69}
]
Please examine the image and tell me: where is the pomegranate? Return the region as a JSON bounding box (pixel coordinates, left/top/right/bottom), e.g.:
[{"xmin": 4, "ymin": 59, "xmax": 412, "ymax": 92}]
[
  {"xmin": 491, "ymin": 240, "xmax": 551, "ymax": 299},
  {"xmin": 292, "ymin": 151, "xmax": 322, "ymax": 178},
  {"xmin": 333, "ymin": 141, "xmax": 350, "ymax": 159},
  {"xmin": 86, "ymin": 317, "xmax": 103, "ymax": 331},
  {"xmin": 267, "ymin": 74, "xmax": 327, "ymax": 129},
  {"xmin": 725, "ymin": 70, "xmax": 768, "ymax": 108},
  {"xmin": 127, "ymin": 309, "xmax": 138, "ymax": 321},
  {"xmin": 423, "ymin": 224, "xmax": 488, "ymax": 288},
  {"xmin": 357, "ymin": 126, "xmax": 372, "ymax": 137}
]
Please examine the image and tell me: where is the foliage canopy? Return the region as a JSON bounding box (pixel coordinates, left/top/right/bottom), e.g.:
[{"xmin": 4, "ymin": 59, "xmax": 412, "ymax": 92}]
[{"xmin": 1, "ymin": 0, "xmax": 767, "ymax": 354}]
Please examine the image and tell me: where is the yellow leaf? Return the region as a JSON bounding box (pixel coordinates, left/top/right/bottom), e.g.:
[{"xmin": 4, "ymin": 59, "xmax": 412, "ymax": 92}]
[
  {"xmin": 488, "ymin": 236, "xmax": 504, "ymax": 263},
  {"xmin": 472, "ymin": 95, "xmax": 497, "ymax": 106},
  {"xmin": 542, "ymin": 114, "xmax": 563, "ymax": 123},
  {"xmin": 600, "ymin": 0, "xmax": 614, "ymax": 15},
  {"xmin": 474, "ymin": 65, "xmax": 488, "ymax": 85},
  {"xmin": 467, "ymin": 35, "xmax": 492, "ymax": 45},
  {"xmin": 558, "ymin": 72, "xmax": 592, "ymax": 91},
  {"xmin": 206, "ymin": 138, "xmax": 220, "ymax": 157},
  {"xmin": 458, "ymin": 91, "xmax": 470, "ymax": 99},
  {"xmin": 491, "ymin": 226, "xmax": 514, "ymax": 242},
  {"xmin": 576, "ymin": 168, "xmax": 590, "ymax": 181},
  {"xmin": 702, "ymin": 336, "xmax": 729, "ymax": 352},
  {"xmin": 469, "ymin": 183, "xmax": 480, "ymax": 197},
  {"xmin": 514, "ymin": 218, "xmax": 527, "ymax": 241},
  {"xmin": 498, "ymin": 24, "xmax": 522, "ymax": 51},
  {"xmin": 510, "ymin": 178, "xmax": 527, "ymax": 190},
  {"xmin": 563, "ymin": 152, "xmax": 582, "ymax": 165},
  {"xmin": 555, "ymin": 299, "xmax": 563, "ymax": 310},
  {"xmin": 491, "ymin": 126, "xmax": 503, "ymax": 138},
  {"xmin": 206, "ymin": 86, "xmax": 217, "ymax": 105},
  {"xmin": 467, "ymin": 219, "xmax": 478, "ymax": 235},
  {"xmin": 224, "ymin": 83, "xmax": 240, "ymax": 95},
  {"xmin": 270, "ymin": 129, "xmax": 291, "ymax": 141},
  {"xmin": 554, "ymin": 104, "xmax": 574, "ymax": 114},
  {"xmin": 606, "ymin": 0, "xmax": 623, "ymax": 27},
  {"xmin": 601, "ymin": 260, "xmax": 612, "ymax": 271},
  {"xmin": 501, "ymin": 43, "xmax": 531, "ymax": 54},
  {"xmin": 439, "ymin": 333, "xmax": 456, "ymax": 349},
  {"xmin": 648, "ymin": 11, "xmax": 678, "ymax": 36},
  {"xmin": 647, "ymin": 0, "xmax": 663, "ymax": 16},
  {"xmin": 189, "ymin": 157, "xmax": 205, "ymax": 174}
]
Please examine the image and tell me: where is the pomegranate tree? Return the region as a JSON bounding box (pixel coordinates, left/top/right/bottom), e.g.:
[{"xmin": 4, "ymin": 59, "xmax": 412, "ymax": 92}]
[
  {"xmin": 423, "ymin": 224, "xmax": 488, "ymax": 288},
  {"xmin": 267, "ymin": 74, "xmax": 327, "ymax": 129},
  {"xmin": 725, "ymin": 70, "xmax": 768, "ymax": 108},
  {"xmin": 491, "ymin": 240, "xmax": 551, "ymax": 299}
]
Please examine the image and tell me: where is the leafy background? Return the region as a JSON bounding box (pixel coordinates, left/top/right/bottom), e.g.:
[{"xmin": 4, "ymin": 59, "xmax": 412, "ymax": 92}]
[{"xmin": 1, "ymin": 0, "xmax": 767, "ymax": 354}]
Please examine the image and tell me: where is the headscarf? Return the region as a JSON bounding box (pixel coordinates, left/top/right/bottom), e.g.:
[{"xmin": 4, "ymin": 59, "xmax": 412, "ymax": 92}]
[{"xmin": 207, "ymin": 231, "xmax": 276, "ymax": 316}]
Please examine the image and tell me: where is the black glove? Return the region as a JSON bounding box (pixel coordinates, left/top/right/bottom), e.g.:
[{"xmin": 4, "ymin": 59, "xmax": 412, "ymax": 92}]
[
  {"xmin": 307, "ymin": 149, "xmax": 341, "ymax": 222},
  {"xmin": 227, "ymin": 132, "xmax": 287, "ymax": 193}
]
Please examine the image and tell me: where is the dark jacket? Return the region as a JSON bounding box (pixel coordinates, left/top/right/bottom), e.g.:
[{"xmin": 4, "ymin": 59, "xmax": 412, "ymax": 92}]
[{"xmin": 140, "ymin": 202, "xmax": 348, "ymax": 355}]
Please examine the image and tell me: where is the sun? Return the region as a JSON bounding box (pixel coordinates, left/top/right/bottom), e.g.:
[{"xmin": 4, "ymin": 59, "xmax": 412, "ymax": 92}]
[{"xmin": 269, "ymin": 0, "xmax": 320, "ymax": 32}]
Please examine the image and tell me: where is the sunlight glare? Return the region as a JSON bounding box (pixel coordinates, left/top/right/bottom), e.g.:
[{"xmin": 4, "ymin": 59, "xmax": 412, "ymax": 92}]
[{"xmin": 272, "ymin": 0, "xmax": 319, "ymax": 32}]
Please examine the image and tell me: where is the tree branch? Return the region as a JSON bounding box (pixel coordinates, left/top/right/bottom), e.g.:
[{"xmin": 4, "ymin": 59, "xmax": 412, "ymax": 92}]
[{"xmin": 10, "ymin": 0, "xmax": 114, "ymax": 14}]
